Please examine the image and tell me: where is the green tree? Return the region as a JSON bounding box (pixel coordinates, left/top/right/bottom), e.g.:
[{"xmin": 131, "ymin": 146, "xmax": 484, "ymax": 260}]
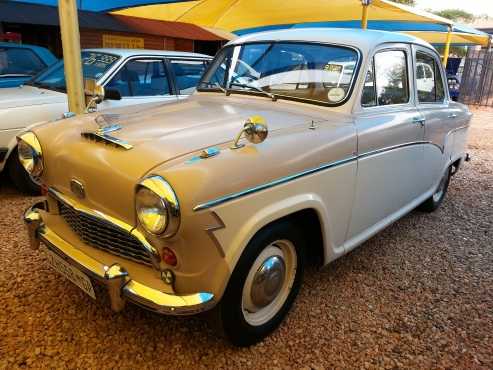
[{"xmin": 432, "ymin": 9, "xmax": 475, "ymax": 22}]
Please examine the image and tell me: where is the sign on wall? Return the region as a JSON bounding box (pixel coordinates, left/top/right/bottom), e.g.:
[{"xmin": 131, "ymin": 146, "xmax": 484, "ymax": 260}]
[{"xmin": 102, "ymin": 34, "xmax": 144, "ymax": 49}]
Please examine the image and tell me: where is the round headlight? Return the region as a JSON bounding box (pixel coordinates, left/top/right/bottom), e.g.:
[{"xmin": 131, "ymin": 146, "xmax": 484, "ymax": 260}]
[
  {"xmin": 136, "ymin": 176, "xmax": 180, "ymax": 237},
  {"xmin": 17, "ymin": 132, "xmax": 44, "ymax": 177}
]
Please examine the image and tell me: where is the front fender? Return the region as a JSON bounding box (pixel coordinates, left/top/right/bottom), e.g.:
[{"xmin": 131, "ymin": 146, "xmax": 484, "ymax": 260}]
[{"xmin": 211, "ymin": 191, "xmax": 339, "ymax": 274}]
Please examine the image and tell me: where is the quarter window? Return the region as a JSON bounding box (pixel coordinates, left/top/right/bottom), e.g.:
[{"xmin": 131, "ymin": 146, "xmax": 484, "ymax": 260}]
[
  {"xmin": 106, "ymin": 59, "xmax": 171, "ymax": 97},
  {"xmin": 171, "ymin": 59, "xmax": 208, "ymax": 95},
  {"xmin": 416, "ymin": 52, "xmax": 445, "ymax": 103},
  {"xmin": 361, "ymin": 50, "xmax": 409, "ymax": 107}
]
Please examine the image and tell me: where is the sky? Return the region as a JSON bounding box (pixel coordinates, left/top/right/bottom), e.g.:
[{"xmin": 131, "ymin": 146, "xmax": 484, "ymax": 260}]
[{"xmin": 416, "ymin": 0, "xmax": 493, "ymax": 17}]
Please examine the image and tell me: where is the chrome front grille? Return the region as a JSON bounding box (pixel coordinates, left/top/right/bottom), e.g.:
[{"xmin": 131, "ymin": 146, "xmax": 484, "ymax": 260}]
[{"xmin": 58, "ymin": 201, "xmax": 152, "ymax": 266}]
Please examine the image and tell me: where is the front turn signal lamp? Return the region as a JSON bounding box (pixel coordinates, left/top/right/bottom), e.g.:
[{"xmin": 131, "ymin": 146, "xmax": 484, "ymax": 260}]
[
  {"xmin": 136, "ymin": 176, "xmax": 180, "ymax": 238},
  {"xmin": 17, "ymin": 132, "xmax": 44, "ymax": 177}
]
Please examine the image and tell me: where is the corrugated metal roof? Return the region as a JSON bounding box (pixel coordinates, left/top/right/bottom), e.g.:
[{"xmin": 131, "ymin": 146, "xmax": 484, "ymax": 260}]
[{"xmin": 0, "ymin": 2, "xmax": 226, "ymax": 40}]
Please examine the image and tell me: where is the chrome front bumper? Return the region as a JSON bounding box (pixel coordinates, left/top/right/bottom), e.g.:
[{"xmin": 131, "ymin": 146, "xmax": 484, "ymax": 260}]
[{"xmin": 24, "ymin": 201, "xmax": 215, "ymax": 315}]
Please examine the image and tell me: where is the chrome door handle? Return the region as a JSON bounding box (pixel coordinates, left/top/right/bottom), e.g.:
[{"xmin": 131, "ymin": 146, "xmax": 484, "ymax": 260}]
[
  {"xmin": 448, "ymin": 113, "xmax": 458, "ymax": 119},
  {"xmin": 412, "ymin": 117, "xmax": 426, "ymax": 126}
]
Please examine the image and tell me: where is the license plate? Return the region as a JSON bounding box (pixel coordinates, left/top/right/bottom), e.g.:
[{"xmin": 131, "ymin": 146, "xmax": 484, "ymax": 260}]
[{"xmin": 42, "ymin": 247, "xmax": 96, "ymax": 300}]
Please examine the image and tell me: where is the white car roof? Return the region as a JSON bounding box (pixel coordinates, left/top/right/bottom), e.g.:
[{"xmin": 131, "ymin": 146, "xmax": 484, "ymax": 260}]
[
  {"xmin": 229, "ymin": 28, "xmax": 435, "ymax": 54},
  {"xmin": 83, "ymin": 48, "xmax": 212, "ymax": 59}
]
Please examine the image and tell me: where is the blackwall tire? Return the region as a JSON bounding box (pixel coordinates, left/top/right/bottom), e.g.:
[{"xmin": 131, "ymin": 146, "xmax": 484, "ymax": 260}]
[
  {"xmin": 7, "ymin": 147, "xmax": 41, "ymax": 195},
  {"xmin": 418, "ymin": 166, "xmax": 451, "ymax": 213}
]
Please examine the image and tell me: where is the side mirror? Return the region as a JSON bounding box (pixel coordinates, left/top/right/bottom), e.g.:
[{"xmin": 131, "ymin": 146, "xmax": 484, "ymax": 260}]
[
  {"xmin": 84, "ymin": 78, "xmax": 105, "ymax": 112},
  {"xmin": 231, "ymin": 115, "xmax": 268, "ymax": 149},
  {"xmin": 84, "ymin": 79, "xmax": 105, "ymax": 102},
  {"xmin": 104, "ymin": 88, "xmax": 122, "ymax": 101}
]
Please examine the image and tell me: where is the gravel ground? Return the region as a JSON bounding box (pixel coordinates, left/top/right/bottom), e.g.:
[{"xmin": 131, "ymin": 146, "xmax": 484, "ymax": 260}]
[{"xmin": 0, "ymin": 108, "xmax": 492, "ymax": 369}]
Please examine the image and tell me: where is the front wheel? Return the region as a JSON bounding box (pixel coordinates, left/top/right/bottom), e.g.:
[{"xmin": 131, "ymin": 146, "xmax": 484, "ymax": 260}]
[
  {"xmin": 7, "ymin": 147, "xmax": 41, "ymax": 195},
  {"xmin": 218, "ymin": 221, "xmax": 305, "ymax": 346},
  {"xmin": 418, "ymin": 166, "xmax": 451, "ymax": 213}
]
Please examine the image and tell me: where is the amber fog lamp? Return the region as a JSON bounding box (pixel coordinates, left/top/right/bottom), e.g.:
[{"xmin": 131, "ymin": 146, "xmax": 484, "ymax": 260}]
[
  {"xmin": 136, "ymin": 176, "xmax": 180, "ymax": 238},
  {"xmin": 17, "ymin": 132, "xmax": 44, "ymax": 177}
]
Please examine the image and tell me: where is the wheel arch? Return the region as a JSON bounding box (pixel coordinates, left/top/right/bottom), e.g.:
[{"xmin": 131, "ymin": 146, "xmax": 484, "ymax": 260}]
[{"xmin": 218, "ymin": 193, "xmax": 333, "ymax": 274}]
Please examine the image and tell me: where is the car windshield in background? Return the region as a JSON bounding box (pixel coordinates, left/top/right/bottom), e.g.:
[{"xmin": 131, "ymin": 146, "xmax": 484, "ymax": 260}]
[
  {"xmin": 199, "ymin": 42, "xmax": 359, "ymax": 105},
  {"xmin": 28, "ymin": 52, "xmax": 120, "ymax": 92},
  {"xmin": 0, "ymin": 47, "xmax": 47, "ymax": 77}
]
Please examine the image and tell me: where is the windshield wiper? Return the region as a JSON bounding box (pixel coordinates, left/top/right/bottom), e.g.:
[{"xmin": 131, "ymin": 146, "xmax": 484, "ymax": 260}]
[
  {"xmin": 199, "ymin": 81, "xmax": 227, "ymax": 94},
  {"xmin": 229, "ymin": 82, "xmax": 277, "ymax": 101},
  {"xmin": 0, "ymin": 73, "xmax": 31, "ymax": 78}
]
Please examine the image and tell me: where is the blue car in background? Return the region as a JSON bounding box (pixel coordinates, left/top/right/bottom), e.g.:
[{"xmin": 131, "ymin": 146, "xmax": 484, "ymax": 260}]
[{"xmin": 0, "ymin": 42, "xmax": 57, "ymax": 88}]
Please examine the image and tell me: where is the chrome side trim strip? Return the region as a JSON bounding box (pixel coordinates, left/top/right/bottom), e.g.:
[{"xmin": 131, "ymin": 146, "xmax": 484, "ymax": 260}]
[
  {"xmin": 193, "ymin": 140, "xmax": 451, "ymax": 212},
  {"xmin": 205, "ymin": 211, "xmax": 226, "ymax": 258},
  {"xmin": 358, "ymin": 140, "xmax": 432, "ymax": 159},
  {"xmin": 193, "ymin": 156, "xmax": 357, "ymax": 212}
]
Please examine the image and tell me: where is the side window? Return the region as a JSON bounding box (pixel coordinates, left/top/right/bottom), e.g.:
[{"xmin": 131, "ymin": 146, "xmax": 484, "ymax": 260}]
[
  {"xmin": 171, "ymin": 59, "xmax": 208, "ymax": 95},
  {"xmin": 416, "ymin": 52, "xmax": 445, "ymax": 103},
  {"xmin": 106, "ymin": 59, "xmax": 170, "ymax": 97},
  {"xmin": 361, "ymin": 50, "xmax": 409, "ymax": 107},
  {"xmin": 0, "ymin": 48, "xmax": 46, "ymax": 76}
]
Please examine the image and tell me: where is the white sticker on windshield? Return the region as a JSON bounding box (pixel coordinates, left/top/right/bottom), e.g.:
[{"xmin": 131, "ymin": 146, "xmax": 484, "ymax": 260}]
[{"xmin": 327, "ymin": 88, "xmax": 345, "ymax": 102}]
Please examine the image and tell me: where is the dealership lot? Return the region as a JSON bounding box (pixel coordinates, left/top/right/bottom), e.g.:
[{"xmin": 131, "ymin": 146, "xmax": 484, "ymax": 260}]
[{"xmin": 0, "ymin": 109, "xmax": 491, "ymax": 369}]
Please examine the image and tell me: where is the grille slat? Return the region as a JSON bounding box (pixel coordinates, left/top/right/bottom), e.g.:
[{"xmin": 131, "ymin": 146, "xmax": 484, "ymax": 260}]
[{"xmin": 58, "ymin": 201, "xmax": 152, "ymax": 266}]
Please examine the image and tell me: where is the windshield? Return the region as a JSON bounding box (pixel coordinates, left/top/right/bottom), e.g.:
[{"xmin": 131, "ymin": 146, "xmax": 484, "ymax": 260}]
[
  {"xmin": 0, "ymin": 47, "xmax": 47, "ymax": 77},
  {"xmin": 28, "ymin": 51, "xmax": 120, "ymax": 92},
  {"xmin": 199, "ymin": 42, "xmax": 359, "ymax": 105}
]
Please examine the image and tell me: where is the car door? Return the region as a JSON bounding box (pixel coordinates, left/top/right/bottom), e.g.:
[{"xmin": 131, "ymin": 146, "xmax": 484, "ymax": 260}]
[
  {"xmin": 168, "ymin": 58, "xmax": 210, "ymax": 100},
  {"xmin": 346, "ymin": 44, "xmax": 425, "ymax": 250},
  {"xmin": 413, "ymin": 45, "xmax": 455, "ymax": 192},
  {"xmin": 98, "ymin": 57, "xmax": 178, "ymax": 110}
]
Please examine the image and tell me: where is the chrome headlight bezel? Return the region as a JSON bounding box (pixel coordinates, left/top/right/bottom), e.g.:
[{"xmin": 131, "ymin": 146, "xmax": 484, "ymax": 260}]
[
  {"xmin": 136, "ymin": 176, "xmax": 180, "ymax": 238},
  {"xmin": 16, "ymin": 132, "xmax": 44, "ymax": 177}
]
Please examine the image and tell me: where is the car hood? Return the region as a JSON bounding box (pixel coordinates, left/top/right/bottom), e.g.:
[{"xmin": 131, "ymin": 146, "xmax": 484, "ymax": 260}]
[
  {"xmin": 36, "ymin": 93, "xmax": 351, "ymax": 225},
  {"xmin": 0, "ymin": 85, "xmax": 66, "ymax": 110}
]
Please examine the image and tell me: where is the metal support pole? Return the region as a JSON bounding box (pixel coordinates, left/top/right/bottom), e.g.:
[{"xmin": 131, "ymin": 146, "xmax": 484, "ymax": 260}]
[
  {"xmin": 58, "ymin": 0, "xmax": 85, "ymax": 114},
  {"xmin": 361, "ymin": 0, "xmax": 371, "ymax": 30},
  {"xmin": 443, "ymin": 25, "xmax": 452, "ymax": 67}
]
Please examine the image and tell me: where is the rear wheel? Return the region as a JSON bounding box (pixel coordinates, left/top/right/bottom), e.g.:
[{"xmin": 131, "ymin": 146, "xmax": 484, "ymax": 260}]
[
  {"xmin": 218, "ymin": 221, "xmax": 305, "ymax": 346},
  {"xmin": 7, "ymin": 147, "xmax": 41, "ymax": 195},
  {"xmin": 418, "ymin": 166, "xmax": 451, "ymax": 213}
]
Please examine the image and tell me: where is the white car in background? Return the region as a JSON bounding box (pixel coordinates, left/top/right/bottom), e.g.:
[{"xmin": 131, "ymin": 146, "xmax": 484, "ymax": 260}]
[{"xmin": 0, "ymin": 48, "xmax": 211, "ymax": 193}]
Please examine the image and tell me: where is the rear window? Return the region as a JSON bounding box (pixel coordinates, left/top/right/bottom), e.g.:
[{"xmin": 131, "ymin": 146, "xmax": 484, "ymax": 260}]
[{"xmin": 30, "ymin": 51, "xmax": 120, "ymax": 91}]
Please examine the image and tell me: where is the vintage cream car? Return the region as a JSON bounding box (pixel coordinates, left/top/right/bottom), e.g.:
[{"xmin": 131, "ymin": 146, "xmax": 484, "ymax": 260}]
[{"xmin": 22, "ymin": 29, "xmax": 471, "ymax": 346}]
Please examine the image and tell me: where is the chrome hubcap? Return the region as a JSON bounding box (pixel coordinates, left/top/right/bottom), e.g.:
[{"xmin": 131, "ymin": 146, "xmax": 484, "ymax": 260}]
[
  {"xmin": 250, "ymin": 256, "xmax": 286, "ymax": 308},
  {"xmin": 242, "ymin": 240, "xmax": 297, "ymax": 326}
]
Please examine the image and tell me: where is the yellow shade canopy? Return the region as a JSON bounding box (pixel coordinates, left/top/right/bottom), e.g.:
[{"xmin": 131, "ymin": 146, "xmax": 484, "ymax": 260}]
[
  {"xmin": 405, "ymin": 31, "xmax": 491, "ymax": 47},
  {"xmin": 113, "ymin": 0, "xmax": 454, "ymax": 32}
]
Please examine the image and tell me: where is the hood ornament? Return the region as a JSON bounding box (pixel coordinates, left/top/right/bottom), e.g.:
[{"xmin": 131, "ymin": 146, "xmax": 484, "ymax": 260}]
[{"xmin": 81, "ymin": 114, "xmax": 133, "ymax": 150}]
